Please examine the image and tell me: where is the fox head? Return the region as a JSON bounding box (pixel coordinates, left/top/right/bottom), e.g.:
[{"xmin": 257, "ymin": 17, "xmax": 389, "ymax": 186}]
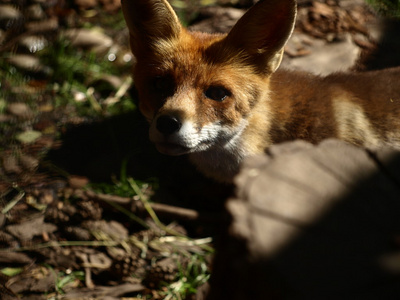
[{"xmin": 122, "ymin": 0, "xmax": 296, "ymax": 178}]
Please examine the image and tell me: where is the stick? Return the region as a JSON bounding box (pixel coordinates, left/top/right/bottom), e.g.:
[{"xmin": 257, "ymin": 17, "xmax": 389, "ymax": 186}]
[{"xmin": 83, "ymin": 189, "xmax": 219, "ymax": 223}]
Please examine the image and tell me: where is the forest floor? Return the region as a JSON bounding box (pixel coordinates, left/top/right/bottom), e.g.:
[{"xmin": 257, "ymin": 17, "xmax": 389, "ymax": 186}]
[{"xmin": 0, "ymin": 0, "xmax": 398, "ymax": 299}]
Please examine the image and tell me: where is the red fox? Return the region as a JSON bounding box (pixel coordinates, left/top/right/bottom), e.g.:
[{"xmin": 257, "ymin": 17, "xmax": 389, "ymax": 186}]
[{"xmin": 121, "ymin": 0, "xmax": 400, "ymax": 182}]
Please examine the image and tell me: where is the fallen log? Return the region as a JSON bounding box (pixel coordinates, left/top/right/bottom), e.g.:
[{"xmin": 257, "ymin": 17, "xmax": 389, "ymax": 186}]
[{"xmin": 208, "ymin": 139, "xmax": 400, "ymax": 300}]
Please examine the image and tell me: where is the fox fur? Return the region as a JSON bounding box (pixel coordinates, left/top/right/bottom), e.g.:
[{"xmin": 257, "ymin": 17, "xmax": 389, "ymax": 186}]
[{"xmin": 122, "ymin": 0, "xmax": 400, "ymax": 182}]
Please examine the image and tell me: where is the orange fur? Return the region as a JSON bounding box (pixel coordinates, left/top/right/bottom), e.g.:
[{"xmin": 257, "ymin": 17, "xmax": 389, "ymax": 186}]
[{"xmin": 122, "ymin": 0, "xmax": 400, "ymax": 182}]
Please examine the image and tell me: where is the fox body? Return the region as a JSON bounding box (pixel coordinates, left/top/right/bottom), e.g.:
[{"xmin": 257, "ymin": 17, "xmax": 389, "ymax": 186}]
[{"xmin": 122, "ymin": 0, "xmax": 400, "ymax": 182}]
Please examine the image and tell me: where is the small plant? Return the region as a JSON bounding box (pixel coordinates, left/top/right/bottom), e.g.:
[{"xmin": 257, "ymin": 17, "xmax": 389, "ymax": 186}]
[
  {"xmin": 39, "ymin": 38, "xmax": 135, "ymax": 118},
  {"xmin": 162, "ymin": 254, "xmax": 211, "ymax": 300},
  {"xmin": 1, "ymin": 267, "xmax": 24, "ymax": 277},
  {"xmin": 90, "ymin": 159, "xmax": 156, "ymax": 198},
  {"xmin": 55, "ymin": 270, "xmax": 85, "ymax": 294}
]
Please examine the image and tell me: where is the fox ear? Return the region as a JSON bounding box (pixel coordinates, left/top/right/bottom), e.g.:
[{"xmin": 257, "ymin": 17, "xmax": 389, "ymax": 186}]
[
  {"xmin": 121, "ymin": 0, "xmax": 182, "ymax": 57},
  {"xmin": 224, "ymin": 0, "xmax": 296, "ymax": 73}
]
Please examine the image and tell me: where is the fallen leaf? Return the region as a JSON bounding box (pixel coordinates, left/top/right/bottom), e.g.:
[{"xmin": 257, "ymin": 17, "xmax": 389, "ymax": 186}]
[{"xmin": 16, "ymin": 130, "xmax": 42, "ymax": 144}]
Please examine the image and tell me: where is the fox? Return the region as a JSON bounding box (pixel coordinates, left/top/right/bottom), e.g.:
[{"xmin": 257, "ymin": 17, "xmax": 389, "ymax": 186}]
[{"xmin": 121, "ymin": 0, "xmax": 400, "ymax": 182}]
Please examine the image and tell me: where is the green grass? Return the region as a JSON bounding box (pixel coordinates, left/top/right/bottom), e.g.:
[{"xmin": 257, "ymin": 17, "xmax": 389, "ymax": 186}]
[
  {"xmin": 90, "ymin": 162, "xmax": 214, "ymax": 299},
  {"xmin": 0, "ymin": 31, "xmax": 136, "ymax": 156},
  {"xmin": 0, "ymin": 4, "xmax": 214, "ymax": 298},
  {"xmin": 55, "ymin": 270, "xmax": 85, "ymax": 294},
  {"xmin": 89, "ymin": 159, "xmax": 157, "ymax": 198},
  {"xmin": 39, "ymin": 38, "xmax": 135, "ymax": 117},
  {"xmin": 1, "ymin": 37, "xmax": 135, "ymax": 122},
  {"xmin": 365, "ymin": 0, "xmax": 400, "ymax": 17},
  {"xmin": 162, "ymin": 254, "xmax": 211, "ymax": 300}
]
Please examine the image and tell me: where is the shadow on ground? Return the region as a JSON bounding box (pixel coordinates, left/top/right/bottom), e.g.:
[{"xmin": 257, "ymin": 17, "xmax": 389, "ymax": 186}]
[{"xmin": 47, "ymin": 109, "xmax": 231, "ymax": 213}]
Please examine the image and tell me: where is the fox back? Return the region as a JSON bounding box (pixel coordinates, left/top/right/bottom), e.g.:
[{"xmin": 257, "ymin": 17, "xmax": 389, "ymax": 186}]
[{"xmin": 122, "ymin": 0, "xmax": 400, "ymax": 182}]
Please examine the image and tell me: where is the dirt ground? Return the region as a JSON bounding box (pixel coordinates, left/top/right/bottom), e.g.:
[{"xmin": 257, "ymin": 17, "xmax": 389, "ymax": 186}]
[{"xmin": 1, "ymin": 0, "xmax": 400, "ymax": 299}]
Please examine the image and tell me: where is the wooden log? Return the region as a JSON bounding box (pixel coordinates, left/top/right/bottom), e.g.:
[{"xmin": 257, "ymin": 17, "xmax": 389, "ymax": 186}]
[{"xmin": 208, "ymin": 139, "xmax": 400, "ymax": 300}]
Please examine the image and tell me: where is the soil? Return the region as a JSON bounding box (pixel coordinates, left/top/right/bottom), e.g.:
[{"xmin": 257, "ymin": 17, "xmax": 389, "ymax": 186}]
[{"xmin": 1, "ymin": 0, "xmax": 399, "ymax": 299}]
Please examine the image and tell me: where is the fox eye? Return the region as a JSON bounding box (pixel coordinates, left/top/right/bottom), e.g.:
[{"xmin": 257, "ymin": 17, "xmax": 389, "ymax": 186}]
[
  {"xmin": 153, "ymin": 76, "xmax": 173, "ymax": 92},
  {"xmin": 205, "ymin": 86, "xmax": 230, "ymax": 102}
]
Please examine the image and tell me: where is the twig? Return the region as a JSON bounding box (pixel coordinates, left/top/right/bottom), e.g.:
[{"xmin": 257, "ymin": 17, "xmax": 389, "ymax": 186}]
[
  {"xmin": 103, "ymin": 76, "xmax": 133, "ymax": 106},
  {"xmin": 0, "ymin": 240, "xmax": 120, "ymax": 252},
  {"xmin": 2, "ymin": 187, "xmax": 25, "ymax": 214},
  {"xmin": 101, "ymin": 197, "xmax": 149, "ymax": 229},
  {"xmin": 86, "ymin": 87, "xmax": 102, "ymax": 113},
  {"xmin": 84, "ymin": 189, "xmax": 130, "ymax": 204},
  {"xmin": 83, "ymin": 189, "xmax": 219, "ymax": 223},
  {"xmin": 84, "ymin": 188, "xmax": 217, "ymax": 252},
  {"xmin": 127, "ymin": 178, "xmax": 167, "ymax": 231}
]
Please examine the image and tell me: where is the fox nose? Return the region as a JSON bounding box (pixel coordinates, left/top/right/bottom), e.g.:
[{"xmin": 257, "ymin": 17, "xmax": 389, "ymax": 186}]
[{"xmin": 156, "ymin": 115, "xmax": 182, "ymax": 135}]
